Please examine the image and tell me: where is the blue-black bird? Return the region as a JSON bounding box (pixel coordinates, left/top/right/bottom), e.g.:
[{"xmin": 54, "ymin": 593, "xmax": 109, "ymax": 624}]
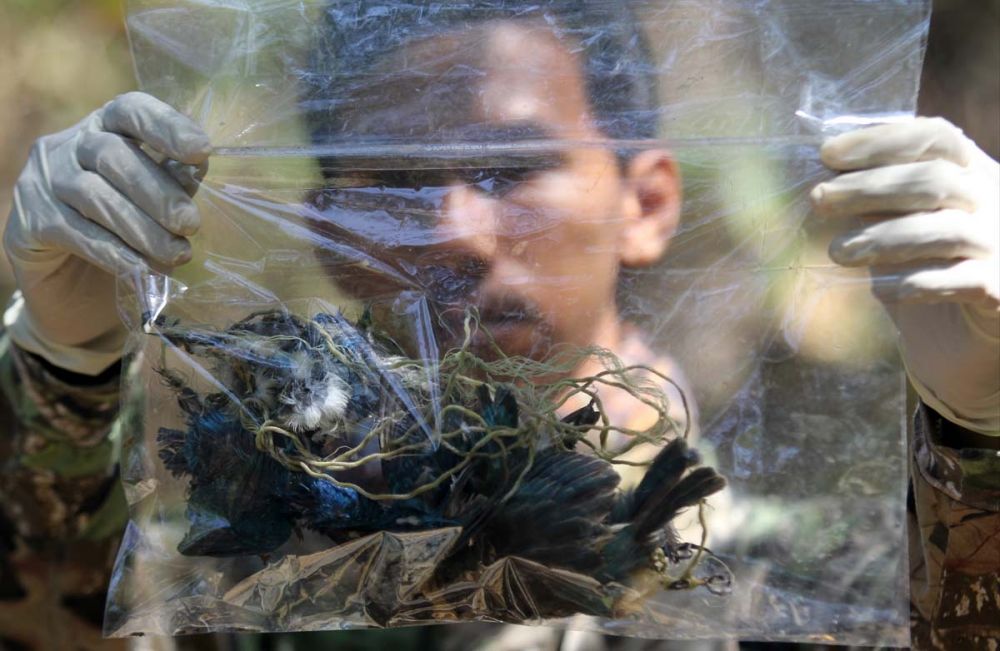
[
  {"xmin": 426, "ymin": 387, "xmax": 726, "ymax": 588},
  {"xmin": 157, "ymin": 381, "xmax": 297, "ymax": 557},
  {"xmin": 153, "ymin": 309, "xmax": 409, "ymax": 556},
  {"xmin": 155, "ymin": 310, "xmax": 385, "ymax": 432}
]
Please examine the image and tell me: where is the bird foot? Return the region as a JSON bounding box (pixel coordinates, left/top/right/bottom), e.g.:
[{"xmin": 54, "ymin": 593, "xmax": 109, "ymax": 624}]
[{"xmin": 655, "ymin": 544, "xmax": 733, "ymax": 596}]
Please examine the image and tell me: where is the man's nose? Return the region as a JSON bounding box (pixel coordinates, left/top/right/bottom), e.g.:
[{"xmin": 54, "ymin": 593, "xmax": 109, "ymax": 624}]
[{"xmin": 434, "ymin": 182, "xmax": 501, "ymax": 263}]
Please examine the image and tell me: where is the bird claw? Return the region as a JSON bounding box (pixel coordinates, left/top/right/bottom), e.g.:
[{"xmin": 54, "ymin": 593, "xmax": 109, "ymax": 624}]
[
  {"xmin": 666, "ymin": 542, "xmax": 697, "ymax": 563},
  {"xmin": 658, "ymin": 542, "xmax": 734, "ymax": 596},
  {"xmin": 704, "ymin": 572, "xmax": 733, "ymax": 596}
]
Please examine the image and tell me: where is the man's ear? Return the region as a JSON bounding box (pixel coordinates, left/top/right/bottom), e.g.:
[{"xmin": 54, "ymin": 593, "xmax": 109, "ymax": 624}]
[{"xmin": 618, "ymin": 149, "xmax": 682, "ymax": 268}]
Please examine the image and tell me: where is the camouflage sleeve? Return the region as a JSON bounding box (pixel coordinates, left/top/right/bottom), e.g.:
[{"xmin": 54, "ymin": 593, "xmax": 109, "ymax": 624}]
[
  {"xmin": 909, "ymin": 402, "xmax": 1000, "ymax": 650},
  {"xmin": 0, "ymin": 328, "xmax": 130, "ymax": 650}
]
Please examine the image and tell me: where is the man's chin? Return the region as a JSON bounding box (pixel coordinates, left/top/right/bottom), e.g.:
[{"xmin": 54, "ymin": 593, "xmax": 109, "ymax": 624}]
[{"xmin": 365, "ymin": 301, "xmax": 554, "ymax": 362}]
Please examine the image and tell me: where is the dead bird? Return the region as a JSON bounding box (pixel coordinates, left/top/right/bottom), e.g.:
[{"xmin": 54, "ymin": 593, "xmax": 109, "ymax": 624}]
[
  {"xmin": 154, "ymin": 310, "xmax": 389, "ymax": 433},
  {"xmin": 156, "ymin": 366, "xmax": 393, "ymax": 557},
  {"xmin": 424, "ymin": 386, "xmax": 727, "ymax": 589},
  {"xmin": 153, "ymin": 309, "xmax": 425, "ymax": 556}
]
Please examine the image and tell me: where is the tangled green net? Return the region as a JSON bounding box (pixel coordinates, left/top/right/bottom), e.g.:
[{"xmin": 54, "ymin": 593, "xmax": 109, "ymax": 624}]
[{"xmin": 250, "ymin": 309, "xmax": 691, "ymax": 502}]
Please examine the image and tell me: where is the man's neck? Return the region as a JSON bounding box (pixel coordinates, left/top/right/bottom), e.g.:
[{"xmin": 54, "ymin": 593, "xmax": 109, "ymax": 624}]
[{"xmin": 573, "ymin": 308, "xmax": 625, "ymax": 381}]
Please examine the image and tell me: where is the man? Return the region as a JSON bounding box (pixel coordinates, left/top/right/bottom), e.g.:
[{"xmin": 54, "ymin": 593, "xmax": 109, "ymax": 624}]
[
  {"xmin": 299, "ymin": 12, "xmax": 691, "ymax": 463},
  {"xmin": 1, "ymin": 4, "xmax": 997, "ymax": 651}
]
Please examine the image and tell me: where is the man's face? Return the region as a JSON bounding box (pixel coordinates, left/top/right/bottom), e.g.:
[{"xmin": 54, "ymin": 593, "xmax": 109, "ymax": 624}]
[{"xmin": 309, "ymin": 21, "xmax": 676, "ymax": 360}]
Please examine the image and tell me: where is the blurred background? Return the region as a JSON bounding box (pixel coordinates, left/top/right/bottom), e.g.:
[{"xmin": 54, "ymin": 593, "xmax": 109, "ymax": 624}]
[{"xmin": 0, "ymin": 0, "xmax": 996, "ymax": 649}]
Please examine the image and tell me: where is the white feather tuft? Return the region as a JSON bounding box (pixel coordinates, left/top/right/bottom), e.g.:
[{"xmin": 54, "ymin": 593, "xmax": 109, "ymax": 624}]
[
  {"xmin": 320, "ymin": 376, "xmax": 350, "ymax": 420},
  {"xmin": 282, "ymin": 372, "xmax": 350, "ymax": 432}
]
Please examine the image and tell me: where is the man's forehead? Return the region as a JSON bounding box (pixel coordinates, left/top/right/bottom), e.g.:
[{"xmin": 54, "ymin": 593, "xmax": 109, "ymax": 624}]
[{"xmin": 335, "ymin": 19, "xmax": 594, "ymax": 141}]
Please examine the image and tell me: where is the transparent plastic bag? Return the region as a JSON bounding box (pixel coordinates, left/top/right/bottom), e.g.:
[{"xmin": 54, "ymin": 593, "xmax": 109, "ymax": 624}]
[{"xmin": 107, "ymin": 0, "xmax": 930, "ymax": 644}]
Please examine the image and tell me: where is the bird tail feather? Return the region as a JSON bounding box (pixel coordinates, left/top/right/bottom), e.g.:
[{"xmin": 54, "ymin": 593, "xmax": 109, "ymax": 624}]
[
  {"xmin": 632, "ymin": 466, "xmax": 726, "ymax": 540},
  {"xmin": 602, "ymin": 439, "xmax": 726, "ymax": 581}
]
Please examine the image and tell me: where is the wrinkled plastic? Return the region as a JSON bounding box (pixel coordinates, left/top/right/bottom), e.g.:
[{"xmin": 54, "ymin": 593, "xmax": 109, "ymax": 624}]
[{"xmin": 107, "ymin": 0, "xmax": 931, "ymax": 645}]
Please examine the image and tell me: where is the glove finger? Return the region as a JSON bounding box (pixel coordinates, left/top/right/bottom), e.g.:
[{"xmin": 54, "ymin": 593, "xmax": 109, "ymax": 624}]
[
  {"xmin": 871, "ymin": 259, "xmax": 1000, "ymax": 306},
  {"xmin": 27, "ymin": 200, "xmax": 148, "ymax": 278},
  {"xmin": 101, "ymin": 92, "xmax": 211, "ymax": 165},
  {"xmin": 162, "ymin": 158, "xmax": 210, "ymax": 198},
  {"xmin": 820, "ymin": 117, "xmax": 973, "ymax": 171},
  {"xmin": 52, "ymin": 170, "xmax": 192, "ymax": 269},
  {"xmin": 77, "ymin": 131, "xmax": 200, "ymax": 237},
  {"xmin": 811, "ymin": 159, "xmax": 978, "ymax": 218},
  {"xmin": 829, "ymin": 210, "xmax": 992, "ymax": 266}
]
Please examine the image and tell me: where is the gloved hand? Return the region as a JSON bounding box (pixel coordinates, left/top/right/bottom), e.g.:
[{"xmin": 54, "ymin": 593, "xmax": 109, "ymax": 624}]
[
  {"xmin": 3, "ymin": 92, "xmax": 210, "ymax": 376},
  {"xmin": 812, "ymin": 117, "xmax": 1000, "ymax": 436}
]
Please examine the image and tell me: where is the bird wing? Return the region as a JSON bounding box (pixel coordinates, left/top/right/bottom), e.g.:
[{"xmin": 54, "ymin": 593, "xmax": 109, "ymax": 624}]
[{"xmin": 475, "ymin": 447, "xmax": 620, "ymax": 573}]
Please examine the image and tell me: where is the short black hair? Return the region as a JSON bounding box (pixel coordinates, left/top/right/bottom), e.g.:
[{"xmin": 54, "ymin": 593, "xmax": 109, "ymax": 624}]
[{"xmin": 301, "ymin": 1, "xmax": 660, "ymax": 147}]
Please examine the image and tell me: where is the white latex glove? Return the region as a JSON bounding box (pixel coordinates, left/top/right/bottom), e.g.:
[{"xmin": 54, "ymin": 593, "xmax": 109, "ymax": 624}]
[
  {"xmin": 3, "ymin": 92, "xmax": 210, "ymax": 376},
  {"xmin": 812, "ymin": 117, "xmax": 1000, "ymax": 436}
]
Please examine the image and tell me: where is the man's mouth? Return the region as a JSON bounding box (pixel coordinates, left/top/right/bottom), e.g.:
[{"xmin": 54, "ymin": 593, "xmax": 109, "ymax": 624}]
[
  {"xmin": 430, "ymin": 292, "xmax": 545, "ymax": 349},
  {"xmin": 476, "ymin": 294, "xmax": 543, "ymax": 328}
]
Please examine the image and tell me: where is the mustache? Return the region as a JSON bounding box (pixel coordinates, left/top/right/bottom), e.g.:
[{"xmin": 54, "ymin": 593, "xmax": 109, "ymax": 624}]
[
  {"xmin": 476, "ymin": 293, "xmax": 544, "ymax": 325},
  {"xmin": 434, "ymin": 291, "xmax": 545, "ymax": 340},
  {"xmin": 413, "ymin": 263, "xmax": 485, "ymax": 305},
  {"xmin": 406, "ymin": 264, "xmax": 545, "ymax": 329}
]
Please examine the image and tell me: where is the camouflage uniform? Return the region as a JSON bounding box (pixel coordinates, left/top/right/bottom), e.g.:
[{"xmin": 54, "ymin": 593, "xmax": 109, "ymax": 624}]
[
  {"xmin": 0, "ymin": 333, "xmax": 125, "ymax": 651},
  {"xmin": 909, "ymin": 406, "xmax": 1000, "ymax": 650},
  {"xmin": 1, "ymin": 327, "xmax": 998, "ymax": 650}
]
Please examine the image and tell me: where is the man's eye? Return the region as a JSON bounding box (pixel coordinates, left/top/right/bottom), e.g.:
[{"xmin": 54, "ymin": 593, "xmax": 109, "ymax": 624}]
[
  {"xmin": 467, "ymin": 167, "xmax": 536, "ymax": 197},
  {"xmin": 374, "ymin": 170, "xmax": 451, "ymax": 190},
  {"xmin": 327, "ymin": 167, "xmax": 540, "ymax": 195},
  {"xmin": 322, "ymin": 172, "xmax": 381, "ymax": 189}
]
